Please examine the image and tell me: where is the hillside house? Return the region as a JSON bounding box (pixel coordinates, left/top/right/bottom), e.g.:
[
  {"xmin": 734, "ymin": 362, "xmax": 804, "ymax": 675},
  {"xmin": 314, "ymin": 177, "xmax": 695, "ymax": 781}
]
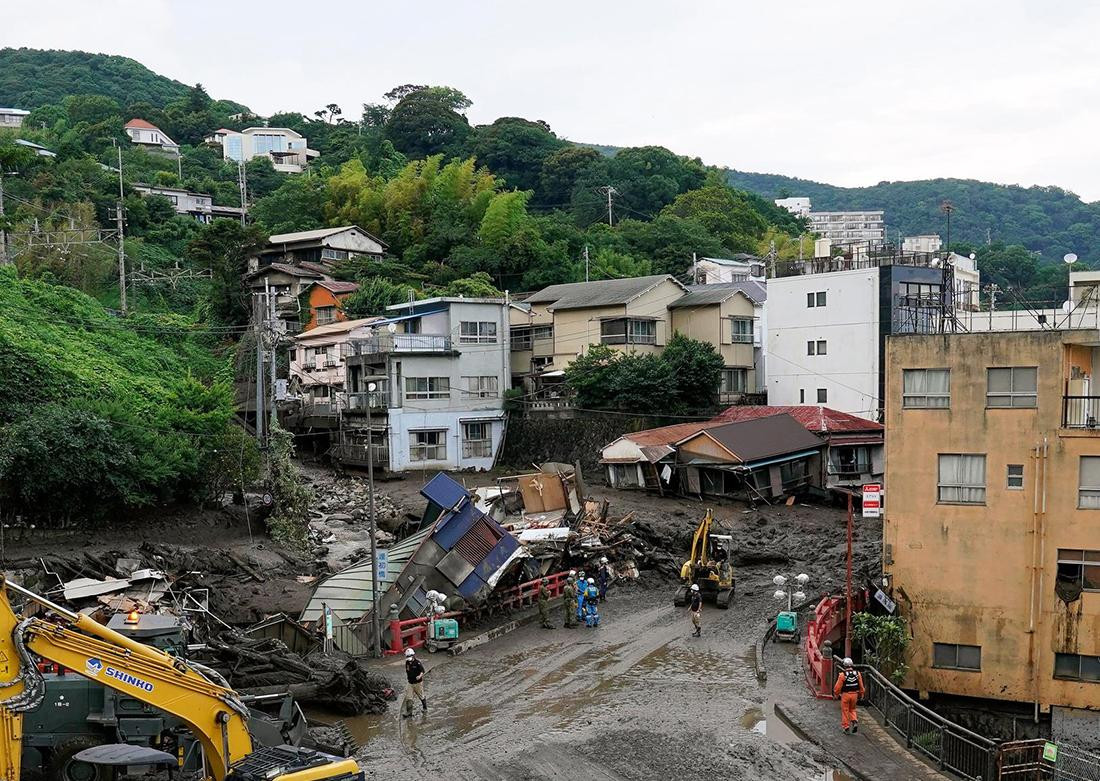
[
  {"xmin": 0, "ymin": 108, "xmax": 28, "ymax": 129},
  {"xmin": 210, "ymin": 127, "xmax": 319, "ymax": 173},
  {"xmin": 252, "ymin": 226, "xmax": 386, "ymax": 270},
  {"xmin": 300, "ymin": 280, "xmax": 360, "ymax": 331},
  {"xmin": 132, "ymin": 183, "xmax": 244, "ymax": 223},
  {"xmin": 124, "ymin": 118, "xmax": 179, "ymax": 156}
]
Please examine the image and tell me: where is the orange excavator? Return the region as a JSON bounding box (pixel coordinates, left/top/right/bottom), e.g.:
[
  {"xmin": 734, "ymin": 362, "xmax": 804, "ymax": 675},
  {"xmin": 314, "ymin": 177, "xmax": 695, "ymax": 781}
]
[{"xmin": 0, "ymin": 577, "xmax": 364, "ymax": 781}]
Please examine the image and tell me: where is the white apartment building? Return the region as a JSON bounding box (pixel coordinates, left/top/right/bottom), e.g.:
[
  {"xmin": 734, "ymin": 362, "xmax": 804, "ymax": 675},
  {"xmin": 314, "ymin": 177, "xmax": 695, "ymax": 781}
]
[
  {"xmin": 0, "ymin": 108, "xmax": 28, "ymax": 129},
  {"xmin": 807, "ymin": 210, "xmax": 886, "ymax": 246},
  {"xmin": 333, "ymin": 298, "xmax": 511, "ymax": 472},
  {"xmin": 124, "ymin": 119, "xmax": 179, "ymax": 156},
  {"xmin": 902, "ymin": 234, "xmax": 942, "ymax": 254},
  {"xmin": 132, "ymin": 183, "xmax": 244, "ymax": 223},
  {"xmin": 774, "ymin": 197, "xmax": 811, "ymax": 217},
  {"xmin": 689, "ymin": 255, "xmax": 765, "ymax": 285},
  {"xmin": 208, "ymin": 127, "xmax": 319, "ymax": 173}
]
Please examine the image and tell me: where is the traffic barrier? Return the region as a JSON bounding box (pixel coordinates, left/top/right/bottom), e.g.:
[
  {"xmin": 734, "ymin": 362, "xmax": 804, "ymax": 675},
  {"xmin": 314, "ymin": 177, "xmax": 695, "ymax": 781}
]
[{"xmin": 384, "ymin": 570, "xmax": 570, "ymax": 656}]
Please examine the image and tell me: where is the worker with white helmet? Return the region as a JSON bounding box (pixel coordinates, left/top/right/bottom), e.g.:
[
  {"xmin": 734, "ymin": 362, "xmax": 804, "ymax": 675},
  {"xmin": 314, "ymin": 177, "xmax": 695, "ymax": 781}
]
[
  {"xmin": 688, "ymin": 583, "xmax": 703, "ymax": 637},
  {"xmin": 597, "ymin": 556, "xmax": 611, "ymax": 602},
  {"xmin": 833, "ymin": 657, "xmax": 865, "ymax": 733},
  {"xmin": 575, "ymin": 570, "xmax": 588, "ymax": 622},
  {"xmin": 402, "ymin": 647, "xmax": 427, "ymax": 718},
  {"xmin": 582, "ymin": 577, "xmax": 600, "ymax": 627}
]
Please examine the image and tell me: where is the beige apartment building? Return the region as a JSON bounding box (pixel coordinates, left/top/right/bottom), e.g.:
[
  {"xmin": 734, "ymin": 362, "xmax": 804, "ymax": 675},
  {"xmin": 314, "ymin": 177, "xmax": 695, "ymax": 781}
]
[
  {"xmin": 668, "ymin": 284, "xmax": 760, "ymax": 402},
  {"xmin": 884, "ymin": 328, "xmax": 1100, "ymax": 731}
]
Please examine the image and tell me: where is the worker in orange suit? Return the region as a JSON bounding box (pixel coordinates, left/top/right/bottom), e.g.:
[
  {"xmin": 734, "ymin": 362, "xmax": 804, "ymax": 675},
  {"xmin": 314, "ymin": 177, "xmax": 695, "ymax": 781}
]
[{"xmin": 833, "ymin": 657, "xmax": 865, "ymax": 734}]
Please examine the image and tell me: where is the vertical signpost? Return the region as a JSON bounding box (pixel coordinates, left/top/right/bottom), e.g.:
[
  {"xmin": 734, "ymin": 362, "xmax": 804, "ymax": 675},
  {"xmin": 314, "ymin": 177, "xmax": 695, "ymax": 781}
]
[{"xmin": 862, "ymin": 483, "xmax": 882, "ymax": 518}]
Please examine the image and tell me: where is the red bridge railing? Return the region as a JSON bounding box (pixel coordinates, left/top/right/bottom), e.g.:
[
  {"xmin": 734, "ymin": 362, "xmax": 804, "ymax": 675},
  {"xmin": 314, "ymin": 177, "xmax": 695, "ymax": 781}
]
[
  {"xmin": 803, "ymin": 591, "xmax": 866, "ymax": 698},
  {"xmin": 384, "ymin": 570, "xmax": 570, "ymax": 656}
]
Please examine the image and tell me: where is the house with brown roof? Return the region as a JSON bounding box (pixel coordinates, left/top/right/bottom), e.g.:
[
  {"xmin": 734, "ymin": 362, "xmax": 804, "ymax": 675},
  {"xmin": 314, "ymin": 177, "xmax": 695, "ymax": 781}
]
[
  {"xmin": 124, "ymin": 118, "xmax": 179, "ymax": 156},
  {"xmin": 301, "ymin": 279, "xmax": 361, "ymax": 331}
]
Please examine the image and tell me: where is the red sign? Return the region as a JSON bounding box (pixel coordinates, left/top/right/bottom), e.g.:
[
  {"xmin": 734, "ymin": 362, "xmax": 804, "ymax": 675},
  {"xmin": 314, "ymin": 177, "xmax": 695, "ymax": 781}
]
[{"xmin": 862, "ymin": 484, "xmax": 882, "ymax": 518}]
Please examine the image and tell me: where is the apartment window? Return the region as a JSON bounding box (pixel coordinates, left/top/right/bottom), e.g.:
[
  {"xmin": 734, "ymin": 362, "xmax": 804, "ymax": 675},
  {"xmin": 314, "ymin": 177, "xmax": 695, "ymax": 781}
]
[
  {"xmin": 902, "ymin": 369, "xmax": 950, "ymax": 408},
  {"xmin": 721, "ymin": 369, "xmax": 748, "ymax": 394},
  {"xmin": 807, "ymin": 340, "xmax": 815, "ymax": 356},
  {"xmin": 933, "ymin": 643, "xmax": 982, "ymax": 671},
  {"xmin": 510, "ymin": 326, "xmax": 532, "ymax": 350},
  {"xmin": 320, "ymin": 248, "xmax": 350, "ymax": 261},
  {"xmin": 315, "ymin": 306, "xmax": 336, "ymax": 326},
  {"xmin": 410, "ymin": 430, "xmax": 447, "ymax": 461},
  {"xmin": 816, "ymin": 388, "xmax": 827, "ymax": 403},
  {"xmin": 460, "ymin": 321, "xmax": 498, "ymax": 344},
  {"xmin": 288, "ymin": 349, "xmax": 296, "ymax": 362},
  {"xmin": 730, "ymin": 318, "xmax": 753, "ymax": 343},
  {"xmin": 938, "ymin": 454, "xmax": 986, "ymax": 504},
  {"xmin": 533, "ymin": 325, "xmax": 553, "ymax": 341},
  {"xmin": 600, "ymin": 318, "xmax": 656, "ymax": 345},
  {"xmin": 463, "ymin": 376, "xmax": 499, "ymax": 398},
  {"xmin": 1056, "ymin": 549, "xmax": 1100, "ymax": 592},
  {"xmin": 987, "ymin": 367, "xmax": 1037, "ymax": 408},
  {"xmin": 532, "ymin": 356, "xmax": 553, "ymax": 371},
  {"xmin": 816, "ymin": 340, "xmax": 827, "ymax": 355},
  {"xmin": 405, "ymin": 377, "xmax": 450, "ymax": 400},
  {"xmin": 807, "ymin": 291, "xmax": 826, "ymax": 307},
  {"xmin": 462, "ymin": 422, "xmax": 493, "ymax": 459},
  {"xmin": 1054, "ymin": 653, "xmax": 1100, "ymax": 683},
  {"xmin": 1007, "ymin": 464, "xmax": 1025, "ymax": 489},
  {"xmin": 1080, "ymin": 457, "xmax": 1100, "ymax": 509}
]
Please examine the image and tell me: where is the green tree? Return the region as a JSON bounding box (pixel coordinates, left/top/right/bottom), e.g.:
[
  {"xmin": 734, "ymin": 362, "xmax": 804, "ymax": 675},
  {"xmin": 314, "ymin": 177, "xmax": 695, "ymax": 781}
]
[
  {"xmin": 342, "ymin": 277, "xmax": 416, "ymax": 317},
  {"xmin": 479, "ymin": 191, "xmax": 531, "ymax": 247},
  {"xmin": 538, "ymin": 146, "xmax": 602, "ymax": 207},
  {"xmin": 662, "ymin": 333, "xmax": 725, "ymax": 413},
  {"xmin": 187, "ymin": 220, "xmax": 268, "ymax": 327},
  {"xmin": 563, "ymin": 345, "xmax": 623, "ymax": 410},
  {"xmin": 617, "ymin": 214, "xmax": 725, "ymax": 276},
  {"xmin": 587, "ymin": 247, "xmax": 652, "ymax": 280},
  {"xmin": 384, "ymin": 87, "xmax": 472, "ymax": 160},
  {"xmin": 251, "ymin": 175, "xmax": 328, "ymax": 235},
  {"xmin": 439, "ymin": 271, "xmax": 503, "ymax": 298},
  {"xmin": 662, "ymin": 185, "xmax": 770, "ymax": 252},
  {"xmin": 469, "ymin": 117, "xmax": 566, "ymax": 192}
]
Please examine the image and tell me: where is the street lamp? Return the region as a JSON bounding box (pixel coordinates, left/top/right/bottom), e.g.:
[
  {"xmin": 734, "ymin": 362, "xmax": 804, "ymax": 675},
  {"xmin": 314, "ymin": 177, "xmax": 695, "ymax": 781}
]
[
  {"xmin": 772, "ymin": 572, "xmax": 810, "ymax": 612},
  {"xmin": 367, "ymin": 379, "xmax": 381, "ymax": 658}
]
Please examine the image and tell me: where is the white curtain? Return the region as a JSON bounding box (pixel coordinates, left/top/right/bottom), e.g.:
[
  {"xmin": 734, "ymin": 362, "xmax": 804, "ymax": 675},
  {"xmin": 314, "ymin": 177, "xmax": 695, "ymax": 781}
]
[
  {"xmin": 904, "ymin": 369, "xmax": 950, "ymax": 407},
  {"xmin": 939, "ymin": 454, "xmax": 986, "ymax": 503},
  {"xmin": 1079, "ymin": 457, "xmax": 1100, "ymax": 509}
]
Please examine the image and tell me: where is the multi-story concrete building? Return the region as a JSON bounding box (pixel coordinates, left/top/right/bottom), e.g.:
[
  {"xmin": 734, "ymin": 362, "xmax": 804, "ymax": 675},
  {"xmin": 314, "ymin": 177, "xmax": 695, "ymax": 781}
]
[
  {"xmin": 208, "ymin": 127, "xmax": 319, "ymax": 173},
  {"xmin": 689, "ymin": 255, "xmax": 765, "ymax": 285},
  {"xmin": 0, "ymin": 108, "xmax": 28, "ymax": 129},
  {"xmin": 774, "ymin": 196, "xmax": 811, "ymax": 217},
  {"xmin": 132, "ymin": 183, "xmax": 244, "ymax": 223},
  {"xmin": 767, "ymin": 254, "xmax": 983, "ymax": 419},
  {"xmin": 884, "ymin": 328, "xmax": 1100, "ymax": 742},
  {"xmin": 903, "ymin": 234, "xmax": 943, "ymax": 254},
  {"xmin": 807, "ymin": 209, "xmax": 886, "ymax": 246}
]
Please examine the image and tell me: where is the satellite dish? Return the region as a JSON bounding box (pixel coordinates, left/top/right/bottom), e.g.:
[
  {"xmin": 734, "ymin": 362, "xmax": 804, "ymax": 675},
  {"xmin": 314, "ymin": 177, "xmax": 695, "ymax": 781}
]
[
  {"xmin": 387, "ymin": 323, "xmax": 398, "ymax": 334},
  {"xmin": 1065, "ymin": 253, "xmax": 1078, "ymax": 264},
  {"xmin": 1062, "ymin": 300, "xmax": 1073, "ymax": 314},
  {"xmin": 969, "ymin": 253, "xmax": 976, "ymax": 260}
]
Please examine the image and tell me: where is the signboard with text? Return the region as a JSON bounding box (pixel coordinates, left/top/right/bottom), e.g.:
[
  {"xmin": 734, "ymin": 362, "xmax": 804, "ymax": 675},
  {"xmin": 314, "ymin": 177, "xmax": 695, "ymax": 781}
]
[
  {"xmin": 862, "ymin": 484, "xmax": 882, "ymax": 518},
  {"xmin": 376, "ymin": 549, "xmax": 389, "ymax": 580}
]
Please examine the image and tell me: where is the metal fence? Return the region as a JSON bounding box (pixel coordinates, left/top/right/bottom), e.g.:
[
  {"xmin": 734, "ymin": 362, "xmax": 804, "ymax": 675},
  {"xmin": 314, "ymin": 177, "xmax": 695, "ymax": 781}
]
[
  {"xmin": 997, "ymin": 739, "xmax": 1100, "ymax": 781},
  {"xmin": 860, "ymin": 665, "xmax": 999, "ymax": 780}
]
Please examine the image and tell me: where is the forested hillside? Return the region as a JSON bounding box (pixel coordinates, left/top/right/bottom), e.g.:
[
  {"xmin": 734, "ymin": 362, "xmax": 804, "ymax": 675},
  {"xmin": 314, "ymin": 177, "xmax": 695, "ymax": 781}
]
[{"xmin": 725, "ymin": 169, "xmax": 1100, "ymax": 263}]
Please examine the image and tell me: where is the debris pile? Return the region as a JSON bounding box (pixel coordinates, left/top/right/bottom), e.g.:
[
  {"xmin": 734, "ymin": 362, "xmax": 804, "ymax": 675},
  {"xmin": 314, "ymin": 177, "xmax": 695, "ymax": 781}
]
[
  {"xmin": 306, "ymin": 473, "xmax": 405, "ymax": 532},
  {"xmin": 201, "ymin": 632, "xmax": 394, "ymax": 715}
]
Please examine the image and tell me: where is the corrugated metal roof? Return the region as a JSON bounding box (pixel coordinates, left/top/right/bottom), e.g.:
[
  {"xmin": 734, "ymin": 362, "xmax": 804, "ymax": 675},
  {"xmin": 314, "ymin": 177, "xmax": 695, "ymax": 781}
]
[
  {"xmin": 314, "ymin": 280, "xmax": 360, "ymax": 294},
  {"xmin": 525, "ymin": 275, "xmax": 683, "ymax": 309},
  {"xmin": 292, "ymin": 317, "xmax": 382, "ymax": 341},
  {"xmin": 267, "ymin": 225, "xmax": 387, "ymax": 248},
  {"xmin": 712, "ymin": 405, "xmax": 882, "ymax": 434},
  {"xmin": 299, "ymin": 526, "xmax": 434, "ymax": 623}
]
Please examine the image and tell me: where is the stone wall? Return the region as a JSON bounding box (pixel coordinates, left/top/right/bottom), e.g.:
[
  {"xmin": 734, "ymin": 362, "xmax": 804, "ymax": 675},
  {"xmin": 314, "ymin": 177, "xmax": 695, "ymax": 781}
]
[{"xmin": 498, "ymin": 411, "xmax": 681, "ymax": 479}]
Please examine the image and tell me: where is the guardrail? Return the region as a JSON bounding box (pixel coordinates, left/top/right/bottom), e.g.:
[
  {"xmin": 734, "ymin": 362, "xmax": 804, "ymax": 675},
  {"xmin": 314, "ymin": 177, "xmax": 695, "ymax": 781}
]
[
  {"xmin": 1063, "ymin": 395, "xmax": 1100, "ymax": 429},
  {"xmin": 383, "ymin": 570, "xmax": 571, "ymax": 655},
  {"xmin": 804, "ymin": 595, "xmax": 846, "ymax": 698},
  {"xmin": 860, "ymin": 665, "xmax": 998, "ymax": 780}
]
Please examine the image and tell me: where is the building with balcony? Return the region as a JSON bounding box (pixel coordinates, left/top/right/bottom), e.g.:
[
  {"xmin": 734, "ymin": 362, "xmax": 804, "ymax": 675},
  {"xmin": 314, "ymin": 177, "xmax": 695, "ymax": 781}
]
[
  {"xmin": 288, "ymin": 317, "xmax": 384, "ymax": 416},
  {"xmin": 208, "ymin": 127, "xmax": 319, "ymax": 173},
  {"xmin": 0, "ymin": 107, "xmax": 28, "ymax": 129},
  {"xmin": 884, "ymin": 328, "xmax": 1100, "ymax": 745},
  {"xmin": 807, "ymin": 209, "xmax": 886, "ymax": 246},
  {"xmin": 333, "ymin": 297, "xmax": 510, "ymax": 473},
  {"xmin": 124, "ymin": 118, "xmax": 179, "ymax": 156},
  {"xmin": 667, "ymin": 282, "xmax": 766, "ymax": 400},
  {"xmin": 131, "ymin": 183, "xmax": 244, "ymax": 223}
]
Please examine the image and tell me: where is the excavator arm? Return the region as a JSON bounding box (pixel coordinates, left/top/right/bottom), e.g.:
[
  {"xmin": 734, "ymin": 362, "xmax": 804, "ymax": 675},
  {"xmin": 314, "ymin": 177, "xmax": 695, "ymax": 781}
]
[
  {"xmin": 0, "ymin": 577, "xmax": 254, "ymax": 780},
  {"xmin": 689, "ymin": 509, "xmax": 713, "ymax": 566}
]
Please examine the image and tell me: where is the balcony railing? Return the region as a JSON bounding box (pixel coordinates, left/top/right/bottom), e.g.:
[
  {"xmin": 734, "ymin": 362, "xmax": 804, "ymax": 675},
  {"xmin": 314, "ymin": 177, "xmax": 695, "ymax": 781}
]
[
  {"xmin": 349, "ymin": 334, "xmax": 452, "ymax": 357},
  {"xmin": 330, "ymin": 442, "xmax": 390, "ymax": 468},
  {"xmin": 1063, "ymin": 396, "xmax": 1100, "ymax": 429},
  {"xmin": 347, "ymin": 390, "xmax": 391, "ymax": 411},
  {"xmin": 828, "ymin": 463, "xmax": 874, "ymax": 477}
]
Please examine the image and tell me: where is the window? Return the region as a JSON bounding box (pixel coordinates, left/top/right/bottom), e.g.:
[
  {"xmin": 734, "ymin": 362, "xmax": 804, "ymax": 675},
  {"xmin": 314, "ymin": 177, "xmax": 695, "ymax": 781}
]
[
  {"xmin": 816, "ymin": 291, "xmax": 827, "ymax": 307},
  {"xmin": 987, "ymin": 367, "xmax": 1037, "ymax": 408},
  {"xmin": 807, "ymin": 340, "xmax": 816, "ymax": 356},
  {"xmin": 799, "ymin": 389, "xmax": 805, "ymax": 404},
  {"xmin": 405, "ymin": 377, "xmax": 450, "ymax": 400},
  {"xmin": 288, "ymin": 349, "xmax": 296, "ymax": 362},
  {"xmin": 532, "ymin": 356, "xmax": 553, "ymax": 371},
  {"xmin": 1007, "ymin": 464, "xmax": 1024, "ymax": 490},
  {"xmin": 830, "ymin": 446, "xmax": 872, "ymax": 476},
  {"xmin": 459, "ymin": 321, "xmax": 498, "ymax": 344},
  {"xmin": 321, "ymin": 248, "xmax": 349, "ymax": 261},
  {"xmin": 600, "ymin": 318, "xmax": 656, "ymax": 345},
  {"xmin": 1056, "ymin": 549, "xmax": 1100, "ymax": 592},
  {"xmin": 533, "ymin": 325, "xmax": 553, "ymax": 341},
  {"xmin": 510, "ymin": 326, "xmax": 532, "ymax": 350},
  {"xmin": 938, "ymin": 454, "xmax": 986, "ymax": 504},
  {"xmin": 410, "ymin": 430, "xmax": 447, "ymax": 461},
  {"xmin": 933, "ymin": 643, "xmax": 982, "ymax": 671},
  {"xmin": 816, "ymin": 388, "xmax": 827, "ymax": 403},
  {"xmin": 903, "ymin": 369, "xmax": 950, "ymax": 408},
  {"xmin": 315, "ymin": 306, "xmax": 336, "ymax": 326},
  {"xmin": 807, "ymin": 291, "xmax": 826, "ymax": 307},
  {"xmin": 1054, "ymin": 653, "xmax": 1100, "ymax": 682},
  {"xmin": 721, "ymin": 369, "xmax": 748, "ymax": 394},
  {"xmin": 1080, "ymin": 457, "xmax": 1100, "ymax": 508},
  {"xmin": 463, "ymin": 376, "xmax": 499, "ymax": 398},
  {"xmin": 816, "ymin": 340, "xmax": 827, "ymax": 355},
  {"xmin": 731, "ymin": 318, "xmax": 753, "ymax": 343},
  {"xmin": 462, "ymin": 422, "xmax": 493, "ymax": 459}
]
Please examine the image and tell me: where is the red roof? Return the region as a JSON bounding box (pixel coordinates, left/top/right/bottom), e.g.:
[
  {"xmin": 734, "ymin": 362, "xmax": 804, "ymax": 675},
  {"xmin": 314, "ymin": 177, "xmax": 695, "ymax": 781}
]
[
  {"xmin": 125, "ymin": 118, "xmax": 161, "ymax": 130},
  {"xmin": 712, "ymin": 405, "xmax": 882, "ymax": 434},
  {"xmin": 316, "ymin": 280, "xmax": 359, "ymax": 295},
  {"xmin": 622, "ymin": 421, "xmax": 712, "ymax": 447}
]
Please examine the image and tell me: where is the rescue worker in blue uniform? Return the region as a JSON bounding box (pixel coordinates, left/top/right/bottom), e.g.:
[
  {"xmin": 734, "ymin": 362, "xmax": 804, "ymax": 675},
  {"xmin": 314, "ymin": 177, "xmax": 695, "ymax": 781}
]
[
  {"xmin": 575, "ymin": 570, "xmax": 587, "ymax": 621},
  {"xmin": 583, "ymin": 577, "xmax": 600, "ymax": 627}
]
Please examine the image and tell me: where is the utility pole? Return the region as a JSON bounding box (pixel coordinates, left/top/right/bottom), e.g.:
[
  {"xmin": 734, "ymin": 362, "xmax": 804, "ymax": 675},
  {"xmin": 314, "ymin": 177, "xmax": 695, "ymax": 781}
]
[
  {"xmin": 266, "ymin": 279, "xmax": 278, "ymax": 436},
  {"xmin": 367, "ymin": 379, "xmax": 381, "ymax": 658},
  {"xmin": 985, "ymin": 283, "xmax": 1000, "ymax": 312},
  {"xmin": 115, "ymin": 146, "xmax": 127, "ymax": 315},
  {"xmin": 0, "ymin": 171, "xmax": 8, "ymax": 267},
  {"xmin": 692, "ymin": 252, "xmax": 698, "ymax": 284},
  {"xmin": 176, "ymin": 152, "xmax": 183, "ymax": 181},
  {"xmin": 254, "ymin": 292, "xmax": 266, "ymax": 448},
  {"xmin": 238, "ymin": 160, "xmax": 249, "ymax": 227},
  {"xmin": 597, "ymin": 185, "xmax": 617, "ymax": 227},
  {"xmin": 584, "ymin": 245, "xmax": 590, "ymax": 282},
  {"xmin": 845, "ymin": 491, "xmax": 854, "ymax": 659}
]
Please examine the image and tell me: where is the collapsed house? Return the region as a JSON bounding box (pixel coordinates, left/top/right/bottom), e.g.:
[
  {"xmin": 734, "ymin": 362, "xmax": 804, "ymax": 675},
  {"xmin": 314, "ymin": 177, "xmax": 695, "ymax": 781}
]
[
  {"xmin": 301, "ymin": 473, "xmax": 526, "ymax": 653},
  {"xmin": 601, "ymin": 406, "xmax": 884, "ymax": 499}
]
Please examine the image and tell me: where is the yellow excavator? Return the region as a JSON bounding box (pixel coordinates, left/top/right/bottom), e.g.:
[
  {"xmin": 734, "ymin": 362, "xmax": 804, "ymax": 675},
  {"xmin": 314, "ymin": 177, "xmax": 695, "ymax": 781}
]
[
  {"xmin": 672, "ymin": 509, "xmax": 735, "ymax": 609},
  {"xmin": 0, "ymin": 577, "xmax": 364, "ymax": 781}
]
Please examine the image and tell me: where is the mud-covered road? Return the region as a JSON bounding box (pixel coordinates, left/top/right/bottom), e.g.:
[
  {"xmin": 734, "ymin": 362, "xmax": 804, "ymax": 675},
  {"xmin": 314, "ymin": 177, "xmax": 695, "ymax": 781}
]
[{"xmin": 326, "ymin": 580, "xmax": 849, "ymax": 781}]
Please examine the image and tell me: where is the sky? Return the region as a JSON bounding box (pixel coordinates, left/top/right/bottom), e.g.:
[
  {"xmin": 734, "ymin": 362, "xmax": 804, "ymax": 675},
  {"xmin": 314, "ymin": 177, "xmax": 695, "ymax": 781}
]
[{"xmin": 5, "ymin": 0, "xmax": 1100, "ymax": 199}]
